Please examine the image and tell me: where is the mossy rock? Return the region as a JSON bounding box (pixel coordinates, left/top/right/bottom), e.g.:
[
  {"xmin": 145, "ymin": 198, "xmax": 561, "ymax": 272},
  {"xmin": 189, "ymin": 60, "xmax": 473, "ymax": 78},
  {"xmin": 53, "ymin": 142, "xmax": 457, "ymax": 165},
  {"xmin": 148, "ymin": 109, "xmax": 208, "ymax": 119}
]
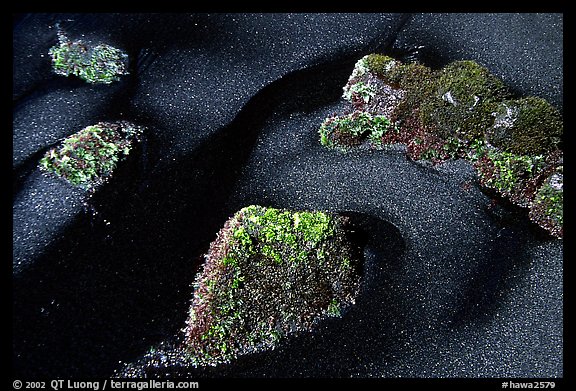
[
  {"xmin": 323, "ymin": 53, "xmax": 564, "ymax": 238},
  {"xmin": 39, "ymin": 121, "xmax": 143, "ymax": 189},
  {"xmin": 486, "ymin": 97, "xmax": 563, "ymax": 156},
  {"xmin": 49, "ymin": 31, "xmax": 129, "ymax": 84},
  {"xmin": 420, "ymin": 60, "xmax": 511, "ymax": 141},
  {"xmin": 184, "ymin": 205, "xmax": 361, "ymax": 367}
]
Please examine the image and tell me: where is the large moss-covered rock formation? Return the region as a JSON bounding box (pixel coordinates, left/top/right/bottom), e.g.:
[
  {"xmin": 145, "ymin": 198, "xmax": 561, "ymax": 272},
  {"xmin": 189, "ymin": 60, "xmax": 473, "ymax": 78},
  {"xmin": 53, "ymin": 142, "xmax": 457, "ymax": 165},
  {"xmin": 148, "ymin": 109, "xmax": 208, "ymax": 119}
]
[
  {"xmin": 322, "ymin": 54, "xmax": 563, "ymax": 238},
  {"xmin": 184, "ymin": 205, "xmax": 361, "ymax": 367}
]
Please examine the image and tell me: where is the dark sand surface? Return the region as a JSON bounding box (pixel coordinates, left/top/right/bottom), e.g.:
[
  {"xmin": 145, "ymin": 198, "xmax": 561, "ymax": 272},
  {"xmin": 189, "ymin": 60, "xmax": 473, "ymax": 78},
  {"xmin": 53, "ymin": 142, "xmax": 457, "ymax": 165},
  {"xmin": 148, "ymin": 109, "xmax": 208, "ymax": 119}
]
[{"xmin": 13, "ymin": 13, "xmax": 563, "ymax": 378}]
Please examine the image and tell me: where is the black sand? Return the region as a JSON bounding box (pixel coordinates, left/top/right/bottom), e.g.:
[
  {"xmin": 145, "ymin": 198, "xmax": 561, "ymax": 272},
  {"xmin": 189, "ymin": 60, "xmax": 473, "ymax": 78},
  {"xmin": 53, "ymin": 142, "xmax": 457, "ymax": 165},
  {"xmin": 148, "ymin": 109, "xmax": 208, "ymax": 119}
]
[{"xmin": 13, "ymin": 13, "xmax": 563, "ymax": 378}]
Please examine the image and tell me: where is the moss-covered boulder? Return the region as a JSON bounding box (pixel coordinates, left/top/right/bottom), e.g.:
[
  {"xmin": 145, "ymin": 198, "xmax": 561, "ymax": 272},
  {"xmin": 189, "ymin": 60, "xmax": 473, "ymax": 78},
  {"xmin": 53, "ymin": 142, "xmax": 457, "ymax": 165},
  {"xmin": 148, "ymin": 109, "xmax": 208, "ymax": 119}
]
[
  {"xmin": 320, "ymin": 53, "xmax": 564, "ymax": 238},
  {"xmin": 184, "ymin": 205, "xmax": 361, "ymax": 367},
  {"xmin": 49, "ymin": 30, "xmax": 129, "ymax": 84},
  {"xmin": 486, "ymin": 97, "xmax": 563, "ymax": 156},
  {"xmin": 39, "ymin": 121, "xmax": 143, "ymax": 189}
]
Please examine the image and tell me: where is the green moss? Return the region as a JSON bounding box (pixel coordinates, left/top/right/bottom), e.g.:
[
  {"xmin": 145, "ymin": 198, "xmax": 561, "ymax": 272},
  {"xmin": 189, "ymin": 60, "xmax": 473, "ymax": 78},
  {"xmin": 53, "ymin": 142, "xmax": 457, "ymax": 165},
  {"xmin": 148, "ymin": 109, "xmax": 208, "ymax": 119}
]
[
  {"xmin": 419, "ymin": 147, "xmax": 441, "ymax": 161},
  {"xmin": 475, "ymin": 148, "xmax": 545, "ymax": 196},
  {"xmin": 293, "ymin": 211, "xmax": 334, "ymax": 245},
  {"xmin": 487, "ymin": 97, "xmax": 563, "ymax": 155},
  {"xmin": 529, "ymin": 167, "xmax": 563, "ymax": 237},
  {"xmin": 343, "ymin": 80, "xmax": 376, "ymax": 103},
  {"xmin": 390, "ymin": 63, "xmax": 437, "ymax": 122},
  {"xmin": 535, "ymin": 183, "xmax": 563, "ymax": 225},
  {"xmin": 420, "ymin": 60, "xmax": 511, "ymax": 141},
  {"xmin": 364, "ymin": 54, "xmax": 400, "ymax": 80},
  {"xmin": 322, "ymin": 53, "xmax": 564, "ymax": 238},
  {"xmin": 48, "ymin": 31, "xmax": 128, "ymax": 84},
  {"xmin": 319, "ymin": 111, "xmax": 393, "ymax": 149},
  {"xmin": 232, "ymin": 226, "xmax": 253, "ymax": 250},
  {"xmin": 261, "ymin": 245, "xmax": 283, "ymax": 264},
  {"xmin": 441, "ymin": 136, "xmax": 466, "ymax": 160},
  {"xmin": 327, "ymin": 298, "xmax": 341, "ymax": 317},
  {"xmin": 184, "ymin": 205, "xmax": 360, "ymax": 367},
  {"xmin": 39, "ymin": 121, "xmax": 143, "ymax": 189}
]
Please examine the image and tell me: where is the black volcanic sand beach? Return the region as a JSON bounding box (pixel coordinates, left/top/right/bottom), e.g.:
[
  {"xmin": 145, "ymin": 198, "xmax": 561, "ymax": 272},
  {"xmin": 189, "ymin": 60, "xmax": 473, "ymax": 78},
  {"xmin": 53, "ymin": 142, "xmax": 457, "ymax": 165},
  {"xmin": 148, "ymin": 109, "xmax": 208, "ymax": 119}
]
[{"xmin": 13, "ymin": 13, "xmax": 563, "ymax": 378}]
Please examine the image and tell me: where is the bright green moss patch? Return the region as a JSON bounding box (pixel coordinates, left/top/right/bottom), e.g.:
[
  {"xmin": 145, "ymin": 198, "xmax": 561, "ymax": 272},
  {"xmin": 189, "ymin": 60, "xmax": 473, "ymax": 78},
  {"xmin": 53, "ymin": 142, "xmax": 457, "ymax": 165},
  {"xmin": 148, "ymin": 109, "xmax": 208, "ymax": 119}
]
[
  {"xmin": 474, "ymin": 148, "xmax": 545, "ymax": 204},
  {"xmin": 49, "ymin": 30, "xmax": 128, "ymax": 84},
  {"xmin": 529, "ymin": 167, "xmax": 563, "ymax": 238},
  {"xmin": 319, "ymin": 111, "xmax": 394, "ymax": 149},
  {"xmin": 39, "ymin": 121, "xmax": 143, "ymax": 189},
  {"xmin": 184, "ymin": 205, "xmax": 361, "ymax": 367}
]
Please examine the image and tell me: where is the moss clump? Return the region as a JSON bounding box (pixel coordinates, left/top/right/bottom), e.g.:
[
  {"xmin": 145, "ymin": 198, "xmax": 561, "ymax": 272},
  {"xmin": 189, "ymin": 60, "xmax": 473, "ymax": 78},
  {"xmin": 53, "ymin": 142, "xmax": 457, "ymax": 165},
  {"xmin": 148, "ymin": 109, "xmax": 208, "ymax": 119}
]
[
  {"xmin": 529, "ymin": 167, "xmax": 563, "ymax": 238},
  {"xmin": 363, "ymin": 54, "xmax": 401, "ymax": 80},
  {"xmin": 386, "ymin": 63, "xmax": 436, "ymax": 119},
  {"xmin": 39, "ymin": 121, "xmax": 143, "ymax": 189},
  {"xmin": 473, "ymin": 145, "xmax": 546, "ymax": 207},
  {"xmin": 184, "ymin": 205, "xmax": 361, "ymax": 367},
  {"xmin": 419, "ymin": 61, "xmax": 511, "ymax": 141},
  {"xmin": 49, "ymin": 30, "xmax": 128, "ymax": 84},
  {"xmin": 486, "ymin": 97, "xmax": 563, "ymax": 156},
  {"xmin": 319, "ymin": 111, "xmax": 394, "ymax": 149}
]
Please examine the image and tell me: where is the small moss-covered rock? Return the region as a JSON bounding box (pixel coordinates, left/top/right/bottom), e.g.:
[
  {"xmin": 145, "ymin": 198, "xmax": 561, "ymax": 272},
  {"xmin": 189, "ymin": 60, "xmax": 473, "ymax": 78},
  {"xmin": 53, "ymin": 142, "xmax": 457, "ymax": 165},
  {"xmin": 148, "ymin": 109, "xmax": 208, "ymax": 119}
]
[
  {"xmin": 420, "ymin": 60, "xmax": 511, "ymax": 141},
  {"xmin": 486, "ymin": 97, "xmax": 563, "ymax": 156},
  {"xmin": 529, "ymin": 166, "xmax": 563, "ymax": 238},
  {"xmin": 39, "ymin": 121, "xmax": 143, "ymax": 189},
  {"xmin": 49, "ymin": 30, "xmax": 128, "ymax": 84},
  {"xmin": 184, "ymin": 205, "xmax": 361, "ymax": 367},
  {"xmin": 319, "ymin": 111, "xmax": 395, "ymax": 149}
]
